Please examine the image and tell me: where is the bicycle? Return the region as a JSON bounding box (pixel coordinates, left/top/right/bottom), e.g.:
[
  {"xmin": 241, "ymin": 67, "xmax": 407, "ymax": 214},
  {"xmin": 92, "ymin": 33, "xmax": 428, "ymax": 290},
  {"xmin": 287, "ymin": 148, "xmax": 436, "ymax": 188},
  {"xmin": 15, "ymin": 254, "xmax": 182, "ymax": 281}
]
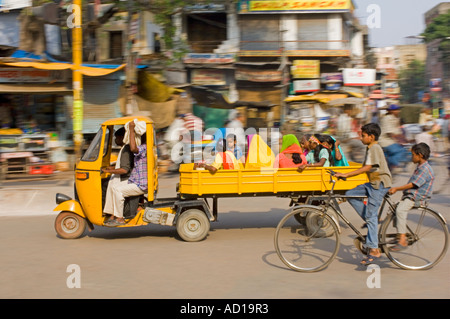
[{"xmin": 274, "ymin": 170, "xmax": 449, "ymax": 272}]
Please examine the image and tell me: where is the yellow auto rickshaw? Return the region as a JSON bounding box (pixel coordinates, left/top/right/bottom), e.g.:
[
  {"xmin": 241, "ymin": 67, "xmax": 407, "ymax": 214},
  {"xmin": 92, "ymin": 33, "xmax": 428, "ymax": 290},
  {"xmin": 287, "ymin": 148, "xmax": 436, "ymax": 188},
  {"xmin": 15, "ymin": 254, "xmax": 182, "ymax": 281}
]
[{"xmin": 53, "ymin": 116, "xmax": 214, "ymax": 241}]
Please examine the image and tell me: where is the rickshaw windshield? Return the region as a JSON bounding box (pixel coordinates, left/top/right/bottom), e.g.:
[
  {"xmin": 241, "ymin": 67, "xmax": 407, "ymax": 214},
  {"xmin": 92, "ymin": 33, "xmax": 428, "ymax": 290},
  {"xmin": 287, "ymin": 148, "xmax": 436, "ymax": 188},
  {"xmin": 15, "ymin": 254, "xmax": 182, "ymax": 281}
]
[{"xmin": 81, "ymin": 128, "xmax": 110, "ymax": 161}]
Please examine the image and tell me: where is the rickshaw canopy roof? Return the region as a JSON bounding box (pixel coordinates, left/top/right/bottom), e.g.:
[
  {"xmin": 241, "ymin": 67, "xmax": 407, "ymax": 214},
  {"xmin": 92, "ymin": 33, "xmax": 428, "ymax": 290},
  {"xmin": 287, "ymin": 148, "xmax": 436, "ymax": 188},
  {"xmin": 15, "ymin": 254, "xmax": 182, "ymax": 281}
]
[{"xmin": 101, "ymin": 116, "xmax": 153, "ymax": 126}]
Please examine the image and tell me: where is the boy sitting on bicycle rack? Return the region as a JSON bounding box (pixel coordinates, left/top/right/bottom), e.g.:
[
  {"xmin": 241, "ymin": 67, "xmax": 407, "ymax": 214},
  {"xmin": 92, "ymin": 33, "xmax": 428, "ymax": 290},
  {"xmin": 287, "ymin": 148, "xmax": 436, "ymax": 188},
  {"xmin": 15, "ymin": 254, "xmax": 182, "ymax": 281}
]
[
  {"xmin": 335, "ymin": 123, "xmax": 392, "ymax": 265},
  {"xmin": 388, "ymin": 143, "xmax": 435, "ymax": 251}
]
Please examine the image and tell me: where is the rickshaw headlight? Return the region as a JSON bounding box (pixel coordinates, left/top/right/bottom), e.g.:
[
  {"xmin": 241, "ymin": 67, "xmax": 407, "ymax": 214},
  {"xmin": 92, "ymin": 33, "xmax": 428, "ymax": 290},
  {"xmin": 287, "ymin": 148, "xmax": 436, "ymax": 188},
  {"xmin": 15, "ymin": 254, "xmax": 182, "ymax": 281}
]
[{"xmin": 56, "ymin": 193, "xmax": 72, "ymax": 204}]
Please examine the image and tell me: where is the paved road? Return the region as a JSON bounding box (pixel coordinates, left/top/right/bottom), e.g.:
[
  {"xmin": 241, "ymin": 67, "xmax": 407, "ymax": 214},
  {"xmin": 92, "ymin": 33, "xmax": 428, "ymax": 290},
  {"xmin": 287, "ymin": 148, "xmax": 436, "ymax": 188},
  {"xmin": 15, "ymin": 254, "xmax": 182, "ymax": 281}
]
[{"xmin": 0, "ymin": 171, "xmax": 449, "ymax": 302}]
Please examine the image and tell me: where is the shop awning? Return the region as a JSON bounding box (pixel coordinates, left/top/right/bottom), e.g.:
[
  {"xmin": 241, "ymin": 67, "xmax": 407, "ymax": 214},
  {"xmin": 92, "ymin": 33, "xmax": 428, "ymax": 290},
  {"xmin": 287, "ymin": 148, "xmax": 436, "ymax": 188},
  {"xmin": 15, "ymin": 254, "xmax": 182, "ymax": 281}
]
[
  {"xmin": 327, "ymin": 97, "xmax": 365, "ymax": 106},
  {"xmin": 285, "ymin": 93, "xmax": 350, "ymax": 104},
  {"xmin": 285, "ymin": 90, "xmax": 364, "ymax": 104},
  {"xmin": 0, "ymin": 61, "xmax": 126, "ymax": 76},
  {"xmin": 0, "ymin": 83, "xmax": 72, "ymax": 94}
]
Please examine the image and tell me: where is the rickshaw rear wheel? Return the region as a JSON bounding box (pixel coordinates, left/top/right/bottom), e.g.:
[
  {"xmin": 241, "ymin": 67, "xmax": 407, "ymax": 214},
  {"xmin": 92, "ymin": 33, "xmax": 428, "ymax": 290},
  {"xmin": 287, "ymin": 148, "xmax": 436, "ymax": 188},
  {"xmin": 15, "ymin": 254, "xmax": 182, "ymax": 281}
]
[
  {"xmin": 176, "ymin": 209, "xmax": 210, "ymax": 242},
  {"xmin": 55, "ymin": 211, "xmax": 87, "ymax": 239}
]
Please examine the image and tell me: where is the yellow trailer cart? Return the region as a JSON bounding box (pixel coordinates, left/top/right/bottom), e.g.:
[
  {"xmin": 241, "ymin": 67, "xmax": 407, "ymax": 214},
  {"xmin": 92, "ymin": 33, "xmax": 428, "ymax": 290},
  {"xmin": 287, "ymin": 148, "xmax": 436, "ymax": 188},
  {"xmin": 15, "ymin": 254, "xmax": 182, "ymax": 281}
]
[{"xmin": 179, "ymin": 163, "xmax": 367, "ymax": 198}]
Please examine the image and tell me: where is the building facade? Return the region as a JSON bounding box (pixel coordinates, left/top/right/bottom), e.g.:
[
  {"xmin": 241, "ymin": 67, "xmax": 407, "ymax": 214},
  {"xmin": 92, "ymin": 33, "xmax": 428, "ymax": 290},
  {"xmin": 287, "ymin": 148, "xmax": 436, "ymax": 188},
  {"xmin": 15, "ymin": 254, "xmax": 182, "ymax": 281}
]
[
  {"xmin": 424, "ymin": 2, "xmax": 450, "ymax": 102},
  {"xmin": 176, "ymin": 0, "xmax": 369, "ymax": 128}
]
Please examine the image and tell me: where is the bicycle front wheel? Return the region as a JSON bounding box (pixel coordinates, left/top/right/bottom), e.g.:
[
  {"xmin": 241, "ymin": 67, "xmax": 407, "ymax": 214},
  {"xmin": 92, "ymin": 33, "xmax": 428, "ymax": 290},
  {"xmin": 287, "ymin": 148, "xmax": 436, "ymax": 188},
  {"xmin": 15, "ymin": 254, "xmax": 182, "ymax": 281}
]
[
  {"xmin": 380, "ymin": 207, "xmax": 449, "ymax": 270},
  {"xmin": 274, "ymin": 206, "xmax": 340, "ymax": 272}
]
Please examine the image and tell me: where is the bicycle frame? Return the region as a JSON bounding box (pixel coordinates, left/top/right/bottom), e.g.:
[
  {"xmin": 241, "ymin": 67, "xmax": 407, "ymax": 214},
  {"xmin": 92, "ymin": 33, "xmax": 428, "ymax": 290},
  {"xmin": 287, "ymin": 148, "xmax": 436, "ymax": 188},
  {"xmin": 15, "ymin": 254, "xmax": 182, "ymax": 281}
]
[{"xmin": 302, "ymin": 170, "xmax": 398, "ymax": 243}]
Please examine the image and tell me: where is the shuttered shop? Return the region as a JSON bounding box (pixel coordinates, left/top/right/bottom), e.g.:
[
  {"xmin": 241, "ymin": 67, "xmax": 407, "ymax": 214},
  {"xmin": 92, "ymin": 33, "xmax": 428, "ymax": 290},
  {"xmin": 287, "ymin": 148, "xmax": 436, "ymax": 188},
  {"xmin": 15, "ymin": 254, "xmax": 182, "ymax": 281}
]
[
  {"xmin": 240, "ymin": 16, "xmax": 280, "ymax": 51},
  {"xmin": 66, "ymin": 74, "xmax": 122, "ymax": 134}
]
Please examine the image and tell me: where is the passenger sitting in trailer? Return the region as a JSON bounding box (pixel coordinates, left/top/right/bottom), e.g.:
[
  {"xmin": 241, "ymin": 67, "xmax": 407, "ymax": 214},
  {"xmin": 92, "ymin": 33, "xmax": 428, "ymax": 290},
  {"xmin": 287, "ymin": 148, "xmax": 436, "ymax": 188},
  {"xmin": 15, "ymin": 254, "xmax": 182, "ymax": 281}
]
[
  {"xmin": 194, "ymin": 139, "xmax": 241, "ymax": 173},
  {"xmin": 298, "ymin": 134, "xmax": 334, "ymax": 172},
  {"xmin": 226, "ymin": 133, "xmax": 245, "ymax": 163}
]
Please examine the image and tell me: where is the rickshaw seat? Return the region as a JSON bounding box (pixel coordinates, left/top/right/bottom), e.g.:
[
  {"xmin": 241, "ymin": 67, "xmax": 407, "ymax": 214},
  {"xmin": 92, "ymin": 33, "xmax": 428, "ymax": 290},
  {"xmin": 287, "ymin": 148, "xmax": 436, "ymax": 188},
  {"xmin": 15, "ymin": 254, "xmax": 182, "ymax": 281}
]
[{"xmin": 123, "ymin": 195, "xmax": 143, "ymax": 219}]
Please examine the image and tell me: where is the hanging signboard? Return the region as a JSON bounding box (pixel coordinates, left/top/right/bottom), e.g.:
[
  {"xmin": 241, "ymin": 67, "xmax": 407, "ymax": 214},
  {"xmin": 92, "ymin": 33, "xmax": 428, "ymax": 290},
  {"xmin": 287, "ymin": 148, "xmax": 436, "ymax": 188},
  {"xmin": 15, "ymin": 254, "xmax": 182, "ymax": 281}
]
[
  {"xmin": 291, "ymin": 60, "xmax": 320, "ymax": 79},
  {"xmin": 236, "ymin": 69, "xmax": 282, "ymax": 82},
  {"xmin": 183, "ymin": 53, "xmax": 236, "ymax": 64},
  {"xmin": 430, "ymin": 78, "xmax": 442, "ymax": 92},
  {"xmin": 321, "ymin": 73, "xmax": 343, "ymax": 83},
  {"xmin": 239, "ymin": 50, "xmax": 350, "ymax": 57},
  {"xmin": 342, "ymin": 68, "xmax": 376, "ymax": 86},
  {"xmin": 0, "ymin": 68, "xmax": 67, "ymax": 83},
  {"xmin": 184, "ymin": 3, "xmax": 226, "ymax": 12},
  {"xmin": 293, "ymin": 79, "xmax": 320, "ymax": 93},
  {"xmin": 238, "ymin": 0, "xmax": 352, "ymax": 13},
  {"xmin": 191, "ymin": 69, "xmax": 226, "ymax": 85},
  {"xmin": 0, "ymin": 0, "xmax": 31, "ymax": 11},
  {"xmin": 128, "ymin": 13, "xmax": 140, "ymax": 41},
  {"xmin": 325, "ymin": 83, "xmax": 341, "ymax": 90}
]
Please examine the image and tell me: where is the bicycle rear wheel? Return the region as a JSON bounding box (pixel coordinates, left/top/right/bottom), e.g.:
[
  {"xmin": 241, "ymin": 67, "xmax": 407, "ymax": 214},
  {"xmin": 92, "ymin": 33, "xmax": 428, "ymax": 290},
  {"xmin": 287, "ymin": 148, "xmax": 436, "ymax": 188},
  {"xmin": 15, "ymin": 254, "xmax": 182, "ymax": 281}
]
[
  {"xmin": 274, "ymin": 206, "xmax": 340, "ymax": 272},
  {"xmin": 380, "ymin": 207, "xmax": 449, "ymax": 270}
]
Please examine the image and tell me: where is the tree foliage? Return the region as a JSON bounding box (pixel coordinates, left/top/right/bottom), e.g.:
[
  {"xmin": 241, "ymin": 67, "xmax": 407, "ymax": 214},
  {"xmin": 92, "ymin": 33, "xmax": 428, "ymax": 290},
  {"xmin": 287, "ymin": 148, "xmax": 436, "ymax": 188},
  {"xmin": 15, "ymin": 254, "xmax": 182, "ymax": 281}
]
[
  {"xmin": 398, "ymin": 60, "xmax": 427, "ymax": 104},
  {"xmin": 421, "ymin": 10, "xmax": 450, "ymax": 64}
]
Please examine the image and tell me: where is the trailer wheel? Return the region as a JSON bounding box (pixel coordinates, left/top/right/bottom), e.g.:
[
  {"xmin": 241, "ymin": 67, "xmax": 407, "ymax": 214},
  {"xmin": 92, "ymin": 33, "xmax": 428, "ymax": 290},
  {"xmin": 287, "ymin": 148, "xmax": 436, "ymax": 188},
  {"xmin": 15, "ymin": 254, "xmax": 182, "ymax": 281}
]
[
  {"xmin": 55, "ymin": 211, "xmax": 87, "ymax": 239},
  {"xmin": 305, "ymin": 207, "xmax": 339, "ymax": 237},
  {"xmin": 293, "ymin": 207, "xmax": 307, "ymax": 225},
  {"xmin": 176, "ymin": 209, "xmax": 210, "ymax": 242}
]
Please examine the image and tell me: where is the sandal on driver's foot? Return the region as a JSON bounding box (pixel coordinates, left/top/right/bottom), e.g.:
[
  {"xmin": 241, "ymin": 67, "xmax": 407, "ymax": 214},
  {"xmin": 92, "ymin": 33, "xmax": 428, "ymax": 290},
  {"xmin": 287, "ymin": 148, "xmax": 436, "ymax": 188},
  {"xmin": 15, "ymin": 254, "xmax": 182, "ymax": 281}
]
[
  {"xmin": 360, "ymin": 254, "xmax": 381, "ymax": 266},
  {"xmin": 104, "ymin": 219, "xmax": 126, "ymax": 227}
]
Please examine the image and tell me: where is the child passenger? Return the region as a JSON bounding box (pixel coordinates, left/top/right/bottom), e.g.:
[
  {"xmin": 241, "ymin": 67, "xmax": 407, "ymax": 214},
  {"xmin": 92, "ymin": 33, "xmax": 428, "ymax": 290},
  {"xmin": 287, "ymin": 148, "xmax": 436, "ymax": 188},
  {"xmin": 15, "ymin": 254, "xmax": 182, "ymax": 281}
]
[
  {"xmin": 321, "ymin": 135, "xmax": 349, "ymax": 166},
  {"xmin": 226, "ymin": 133, "xmax": 245, "ymax": 163},
  {"xmin": 300, "ymin": 134, "xmax": 311, "ymax": 157},
  {"xmin": 298, "ymin": 134, "xmax": 333, "ymax": 172},
  {"xmin": 388, "ymin": 143, "xmax": 435, "ymax": 251}
]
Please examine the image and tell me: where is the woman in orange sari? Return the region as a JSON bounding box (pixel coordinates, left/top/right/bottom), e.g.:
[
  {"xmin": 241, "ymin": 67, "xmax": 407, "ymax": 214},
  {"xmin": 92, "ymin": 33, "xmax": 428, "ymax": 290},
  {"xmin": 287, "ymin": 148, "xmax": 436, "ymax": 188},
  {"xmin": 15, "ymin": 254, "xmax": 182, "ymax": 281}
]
[{"xmin": 274, "ymin": 134, "xmax": 307, "ymax": 168}]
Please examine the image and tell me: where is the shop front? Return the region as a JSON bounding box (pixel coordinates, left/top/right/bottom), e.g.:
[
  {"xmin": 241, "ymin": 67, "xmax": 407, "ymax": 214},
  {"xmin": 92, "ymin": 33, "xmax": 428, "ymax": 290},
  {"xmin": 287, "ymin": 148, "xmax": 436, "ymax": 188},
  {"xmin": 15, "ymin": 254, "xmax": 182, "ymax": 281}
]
[
  {"xmin": 0, "ymin": 67, "xmax": 72, "ymax": 178},
  {"xmin": 0, "ymin": 63, "xmax": 125, "ymax": 179}
]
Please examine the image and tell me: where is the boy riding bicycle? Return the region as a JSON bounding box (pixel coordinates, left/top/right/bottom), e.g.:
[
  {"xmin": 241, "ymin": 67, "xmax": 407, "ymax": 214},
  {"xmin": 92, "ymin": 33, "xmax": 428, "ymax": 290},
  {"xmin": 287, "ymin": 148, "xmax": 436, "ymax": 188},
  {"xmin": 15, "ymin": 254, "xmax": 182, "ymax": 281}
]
[
  {"xmin": 388, "ymin": 143, "xmax": 435, "ymax": 250},
  {"xmin": 335, "ymin": 123, "xmax": 392, "ymax": 265}
]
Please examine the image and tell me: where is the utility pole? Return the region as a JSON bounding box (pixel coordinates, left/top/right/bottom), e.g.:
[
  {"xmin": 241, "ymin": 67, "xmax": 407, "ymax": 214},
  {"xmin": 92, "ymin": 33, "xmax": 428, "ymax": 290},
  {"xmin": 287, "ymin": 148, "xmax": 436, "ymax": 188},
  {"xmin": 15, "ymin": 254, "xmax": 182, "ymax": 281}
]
[
  {"xmin": 72, "ymin": 0, "xmax": 84, "ymax": 160},
  {"xmin": 124, "ymin": 0, "xmax": 136, "ymax": 115}
]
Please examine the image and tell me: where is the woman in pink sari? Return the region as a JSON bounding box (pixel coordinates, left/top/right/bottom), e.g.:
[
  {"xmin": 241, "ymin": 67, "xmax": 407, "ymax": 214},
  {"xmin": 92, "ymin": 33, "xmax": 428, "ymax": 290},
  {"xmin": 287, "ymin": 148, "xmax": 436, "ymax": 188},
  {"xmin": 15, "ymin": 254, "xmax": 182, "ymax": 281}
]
[{"xmin": 274, "ymin": 134, "xmax": 307, "ymax": 168}]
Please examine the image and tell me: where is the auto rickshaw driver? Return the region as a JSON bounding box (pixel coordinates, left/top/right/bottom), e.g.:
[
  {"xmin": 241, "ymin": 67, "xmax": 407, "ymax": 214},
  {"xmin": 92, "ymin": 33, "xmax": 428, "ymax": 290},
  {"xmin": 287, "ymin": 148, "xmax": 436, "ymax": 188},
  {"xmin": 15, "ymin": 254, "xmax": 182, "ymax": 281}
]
[
  {"xmin": 103, "ymin": 120, "xmax": 148, "ymax": 226},
  {"xmin": 102, "ymin": 127, "xmax": 134, "ymax": 225}
]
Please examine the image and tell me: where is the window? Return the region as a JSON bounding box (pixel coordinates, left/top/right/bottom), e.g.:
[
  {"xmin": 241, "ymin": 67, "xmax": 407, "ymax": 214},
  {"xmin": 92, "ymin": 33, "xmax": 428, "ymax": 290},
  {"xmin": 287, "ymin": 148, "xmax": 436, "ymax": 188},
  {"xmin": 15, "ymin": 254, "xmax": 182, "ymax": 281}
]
[
  {"xmin": 109, "ymin": 31, "xmax": 123, "ymax": 59},
  {"xmin": 154, "ymin": 33, "xmax": 161, "ymax": 53},
  {"xmin": 81, "ymin": 127, "xmax": 110, "ymax": 162},
  {"xmin": 81, "ymin": 128, "xmax": 103, "ymax": 161}
]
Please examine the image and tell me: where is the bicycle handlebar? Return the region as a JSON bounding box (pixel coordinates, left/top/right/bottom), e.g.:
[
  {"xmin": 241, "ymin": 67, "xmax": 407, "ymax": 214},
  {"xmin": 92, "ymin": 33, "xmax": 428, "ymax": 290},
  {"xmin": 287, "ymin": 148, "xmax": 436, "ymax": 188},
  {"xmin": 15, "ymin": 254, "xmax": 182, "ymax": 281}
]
[{"xmin": 327, "ymin": 169, "xmax": 347, "ymax": 181}]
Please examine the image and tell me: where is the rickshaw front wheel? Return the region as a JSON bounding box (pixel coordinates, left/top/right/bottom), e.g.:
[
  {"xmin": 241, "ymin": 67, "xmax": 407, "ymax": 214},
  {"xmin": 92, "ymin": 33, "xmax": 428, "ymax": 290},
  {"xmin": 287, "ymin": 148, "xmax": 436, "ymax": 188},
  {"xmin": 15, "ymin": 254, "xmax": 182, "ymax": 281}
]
[{"xmin": 55, "ymin": 211, "xmax": 87, "ymax": 239}]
